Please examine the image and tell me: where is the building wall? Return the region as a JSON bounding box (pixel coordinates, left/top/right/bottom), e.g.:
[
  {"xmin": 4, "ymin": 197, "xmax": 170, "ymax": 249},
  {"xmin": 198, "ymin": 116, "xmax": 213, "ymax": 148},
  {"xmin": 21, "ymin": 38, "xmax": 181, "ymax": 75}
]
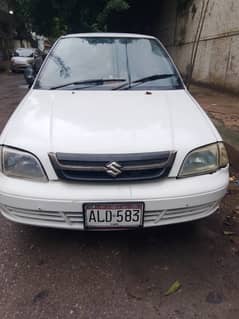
[
  {"xmin": 0, "ymin": 0, "xmax": 13, "ymax": 64},
  {"xmin": 155, "ymin": 0, "xmax": 239, "ymax": 93},
  {"xmin": 0, "ymin": 0, "xmax": 8, "ymax": 12}
]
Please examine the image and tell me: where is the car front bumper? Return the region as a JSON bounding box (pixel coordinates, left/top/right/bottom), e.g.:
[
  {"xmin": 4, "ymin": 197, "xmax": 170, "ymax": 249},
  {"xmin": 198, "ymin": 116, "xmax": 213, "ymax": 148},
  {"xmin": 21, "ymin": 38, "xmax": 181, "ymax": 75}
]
[
  {"xmin": 0, "ymin": 168, "xmax": 229, "ymax": 230},
  {"xmin": 11, "ymin": 63, "xmax": 29, "ymax": 71}
]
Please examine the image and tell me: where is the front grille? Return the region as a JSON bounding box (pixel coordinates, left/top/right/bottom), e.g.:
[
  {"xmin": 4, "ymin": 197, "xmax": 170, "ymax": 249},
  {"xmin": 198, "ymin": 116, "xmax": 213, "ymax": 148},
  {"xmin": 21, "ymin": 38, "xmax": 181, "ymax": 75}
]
[
  {"xmin": 1, "ymin": 201, "xmax": 218, "ymax": 229},
  {"xmin": 49, "ymin": 151, "xmax": 176, "ymax": 182},
  {"xmin": 144, "ymin": 201, "xmax": 219, "ymax": 225},
  {"xmin": 4, "ymin": 206, "xmax": 84, "ymax": 228}
]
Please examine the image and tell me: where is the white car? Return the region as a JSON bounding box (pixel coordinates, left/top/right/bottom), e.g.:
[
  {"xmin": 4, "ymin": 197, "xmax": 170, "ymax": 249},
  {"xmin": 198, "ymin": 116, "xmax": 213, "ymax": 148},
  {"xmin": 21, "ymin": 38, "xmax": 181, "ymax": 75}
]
[
  {"xmin": 0, "ymin": 33, "xmax": 229, "ymax": 230},
  {"xmin": 10, "ymin": 48, "xmax": 39, "ymax": 72}
]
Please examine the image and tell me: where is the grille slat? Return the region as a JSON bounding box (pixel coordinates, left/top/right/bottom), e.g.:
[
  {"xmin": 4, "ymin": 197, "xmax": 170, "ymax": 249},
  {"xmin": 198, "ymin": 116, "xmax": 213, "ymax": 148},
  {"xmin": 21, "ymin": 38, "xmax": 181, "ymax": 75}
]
[
  {"xmin": 9, "ymin": 211, "xmax": 64, "ymax": 222},
  {"xmin": 165, "ymin": 208, "xmax": 210, "ymax": 218},
  {"xmin": 14, "ymin": 211, "xmax": 63, "ymax": 218},
  {"xmin": 5, "ymin": 206, "xmax": 84, "ymax": 226},
  {"xmin": 144, "ymin": 212, "xmax": 162, "ymax": 217},
  {"xmin": 163, "ymin": 209, "xmax": 211, "ymax": 219},
  {"xmin": 165, "ymin": 203, "xmax": 210, "ymax": 215},
  {"xmin": 144, "ymin": 202, "xmax": 218, "ymax": 225},
  {"xmin": 49, "ymin": 152, "xmax": 176, "ymax": 182}
]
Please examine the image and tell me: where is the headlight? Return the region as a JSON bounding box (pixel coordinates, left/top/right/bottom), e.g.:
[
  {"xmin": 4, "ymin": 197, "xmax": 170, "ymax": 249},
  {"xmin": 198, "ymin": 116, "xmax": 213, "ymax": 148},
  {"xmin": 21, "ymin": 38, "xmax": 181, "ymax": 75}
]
[
  {"xmin": 1, "ymin": 147, "xmax": 47, "ymax": 182},
  {"xmin": 218, "ymin": 142, "xmax": 229, "ymax": 168},
  {"xmin": 179, "ymin": 142, "xmax": 228, "ymax": 177}
]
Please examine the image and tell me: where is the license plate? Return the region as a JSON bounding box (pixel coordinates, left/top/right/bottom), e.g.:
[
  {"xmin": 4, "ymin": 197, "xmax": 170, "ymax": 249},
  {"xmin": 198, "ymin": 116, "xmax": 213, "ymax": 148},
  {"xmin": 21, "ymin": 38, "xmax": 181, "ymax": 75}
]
[{"xmin": 84, "ymin": 203, "xmax": 144, "ymax": 229}]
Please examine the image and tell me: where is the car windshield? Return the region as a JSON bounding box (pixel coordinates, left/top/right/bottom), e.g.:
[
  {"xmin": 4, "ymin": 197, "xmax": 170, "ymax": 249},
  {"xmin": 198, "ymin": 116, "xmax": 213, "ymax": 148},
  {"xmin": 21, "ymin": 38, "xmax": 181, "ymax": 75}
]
[
  {"xmin": 35, "ymin": 37, "xmax": 183, "ymax": 90},
  {"xmin": 15, "ymin": 49, "xmax": 34, "ymax": 57}
]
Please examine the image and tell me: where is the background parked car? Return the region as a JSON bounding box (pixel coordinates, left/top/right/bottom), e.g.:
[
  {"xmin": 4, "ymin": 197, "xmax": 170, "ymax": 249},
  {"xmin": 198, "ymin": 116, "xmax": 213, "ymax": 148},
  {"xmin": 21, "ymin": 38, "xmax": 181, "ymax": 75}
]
[
  {"xmin": 24, "ymin": 48, "xmax": 49, "ymax": 86},
  {"xmin": 10, "ymin": 48, "xmax": 41, "ymax": 72}
]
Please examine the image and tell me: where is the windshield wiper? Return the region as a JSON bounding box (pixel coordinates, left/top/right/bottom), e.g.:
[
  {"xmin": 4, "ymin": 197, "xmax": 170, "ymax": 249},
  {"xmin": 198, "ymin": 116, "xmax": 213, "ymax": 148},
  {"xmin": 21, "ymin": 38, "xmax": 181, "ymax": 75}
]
[
  {"xmin": 50, "ymin": 78, "xmax": 127, "ymax": 90},
  {"xmin": 113, "ymin": 74, "xmax": 177, "ymax": 90}
]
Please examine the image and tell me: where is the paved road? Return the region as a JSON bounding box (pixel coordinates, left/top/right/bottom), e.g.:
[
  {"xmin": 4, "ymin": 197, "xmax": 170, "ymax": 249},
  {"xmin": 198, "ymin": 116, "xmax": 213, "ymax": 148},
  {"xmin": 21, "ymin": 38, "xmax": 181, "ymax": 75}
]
[
  {"xmin": 0, "ymin": 73, "xmax": 239, "ymax": 319},
  {"xmin": 191, "ymin": 85, "xmax": 239, "ymax": 151}
]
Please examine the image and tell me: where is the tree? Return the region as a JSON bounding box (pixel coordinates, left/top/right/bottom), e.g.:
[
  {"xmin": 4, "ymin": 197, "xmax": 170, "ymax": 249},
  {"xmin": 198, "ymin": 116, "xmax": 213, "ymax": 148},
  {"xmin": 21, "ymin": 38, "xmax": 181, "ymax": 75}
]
[
  {"xmin": 13, "ymin": 0, "xmax": 32, "ymax": 39},
  {"xmin": 15, "ymin": 0, "xmax": 130, "ymax": 38},
  {"xmin": 95, "ymin": 0, "xmax": 129, "ymax": 31}
]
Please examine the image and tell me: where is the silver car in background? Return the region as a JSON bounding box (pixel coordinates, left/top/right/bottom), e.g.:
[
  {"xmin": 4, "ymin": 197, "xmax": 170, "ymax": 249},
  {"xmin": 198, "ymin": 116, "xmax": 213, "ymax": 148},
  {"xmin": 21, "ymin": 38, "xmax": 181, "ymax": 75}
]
[{"xmin": 10, "ymin": 48, "xmax": 40, "ymax": 72}]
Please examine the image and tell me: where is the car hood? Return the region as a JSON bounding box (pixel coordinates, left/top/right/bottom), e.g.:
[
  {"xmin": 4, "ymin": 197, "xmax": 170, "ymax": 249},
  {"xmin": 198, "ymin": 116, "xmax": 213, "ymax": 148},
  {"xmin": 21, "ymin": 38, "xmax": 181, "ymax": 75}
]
[{"xmin": 1, "ymin": 89, "xmax": 220, "ymax": 175}]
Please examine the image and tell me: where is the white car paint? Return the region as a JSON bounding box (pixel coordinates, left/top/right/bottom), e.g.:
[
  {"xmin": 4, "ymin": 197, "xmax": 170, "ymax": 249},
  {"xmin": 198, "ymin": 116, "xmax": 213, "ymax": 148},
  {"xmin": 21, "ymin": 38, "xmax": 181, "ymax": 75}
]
[
  {"xmin": 10, "ymin": 56, "xmax": 33, "ymax": 71},
  {"xmin": 0, "ymin": 33, "xmax": 229, "ymax": 230},
  {"xmin": 10, "ymin": 48, "xmax": 38, "ymax": 72},
  {"xmin": 1, "ymin": 89, "xmax": 221, "ymax": 177}
]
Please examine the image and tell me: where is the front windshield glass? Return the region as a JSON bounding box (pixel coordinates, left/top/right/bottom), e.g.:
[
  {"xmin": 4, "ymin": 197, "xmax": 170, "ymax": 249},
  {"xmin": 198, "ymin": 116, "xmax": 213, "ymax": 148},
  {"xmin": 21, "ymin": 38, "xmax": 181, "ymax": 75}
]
[{"xmin": 35, "ymin": 37, "xmax": 183, "ymax": 90}]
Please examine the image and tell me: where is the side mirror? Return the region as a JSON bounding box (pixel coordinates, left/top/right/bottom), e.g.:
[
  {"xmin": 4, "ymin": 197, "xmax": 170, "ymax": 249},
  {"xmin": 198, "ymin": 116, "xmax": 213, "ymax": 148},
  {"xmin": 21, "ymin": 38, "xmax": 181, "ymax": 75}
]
[{"xmin": 24, "ymin": 65, "xmax": 35, "ymax": 88}]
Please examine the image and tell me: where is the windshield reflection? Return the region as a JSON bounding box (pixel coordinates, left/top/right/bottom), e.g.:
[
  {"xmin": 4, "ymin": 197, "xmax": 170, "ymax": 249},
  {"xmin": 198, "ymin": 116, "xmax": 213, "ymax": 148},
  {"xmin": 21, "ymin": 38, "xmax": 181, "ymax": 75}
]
[{"xmin": 35, "ymin": 37, "xmax": 183, "ymax": 91}]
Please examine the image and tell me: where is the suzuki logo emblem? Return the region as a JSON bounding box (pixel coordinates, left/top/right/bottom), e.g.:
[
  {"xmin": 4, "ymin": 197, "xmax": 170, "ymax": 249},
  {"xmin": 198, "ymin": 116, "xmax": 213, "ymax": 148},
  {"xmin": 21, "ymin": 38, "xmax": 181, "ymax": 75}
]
[{"xmin": 105, "ymin": 161, "xmax": 123, "ymax": 177}]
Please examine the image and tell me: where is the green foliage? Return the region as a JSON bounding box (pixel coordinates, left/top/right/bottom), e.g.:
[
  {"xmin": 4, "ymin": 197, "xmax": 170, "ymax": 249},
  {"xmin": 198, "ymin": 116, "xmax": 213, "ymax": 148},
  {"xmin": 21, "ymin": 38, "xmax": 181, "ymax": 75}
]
[
  {"xmin": 14, "ymin": 0, "xmax": 32, "ymax": 38},
  {"xmin": 96, "ymin": 0, "xmax": 130, "ymax": 31},
  {"xmin": 15, "ymin": 0, "xmax": 130, "ymax": 38},
  {"xmin": 15, "ymin": 0, "xmax": 163, "ymax": 38},
  {"xmin": 177, "ymin": 0, "xmax": 194, "ymax": 12},
  {"xmin": 14, "ymin": 0, "xmax": 31, "ymax": 18},
  {"xmin": 51, "ymin": 17, "xmax": 68, "ymax": 38}
]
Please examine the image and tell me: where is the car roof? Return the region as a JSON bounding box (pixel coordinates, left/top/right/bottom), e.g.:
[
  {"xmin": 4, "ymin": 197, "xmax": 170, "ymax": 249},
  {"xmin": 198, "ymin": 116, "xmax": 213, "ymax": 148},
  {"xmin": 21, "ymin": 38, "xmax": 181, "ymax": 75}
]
[{"xmin": 62, "ymin": 32, "xmax": 156, "ymax": 39}]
